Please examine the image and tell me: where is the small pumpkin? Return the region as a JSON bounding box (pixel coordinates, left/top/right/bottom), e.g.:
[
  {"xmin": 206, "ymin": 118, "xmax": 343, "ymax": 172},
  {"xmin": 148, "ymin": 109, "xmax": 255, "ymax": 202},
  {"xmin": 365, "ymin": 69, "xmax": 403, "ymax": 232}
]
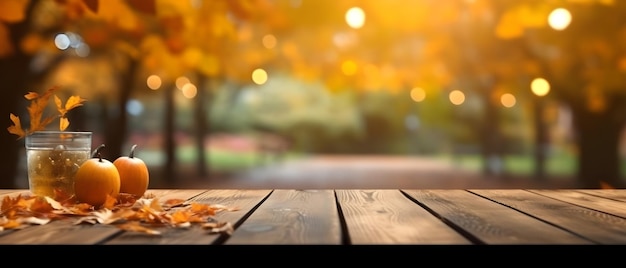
[
  {"xmin": 74, "ymin": 144, "xmax": 120, "ymax": 207},
  {"xmin": 114, "ymin": 144, "xmax": 149, "ymax": 197}
]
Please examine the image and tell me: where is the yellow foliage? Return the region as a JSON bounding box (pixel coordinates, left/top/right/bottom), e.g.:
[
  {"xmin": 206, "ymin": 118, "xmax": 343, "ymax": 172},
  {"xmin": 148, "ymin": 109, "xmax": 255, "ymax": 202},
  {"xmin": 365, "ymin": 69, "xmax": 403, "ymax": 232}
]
[
  {"xmin": 495, "ymin": 10, "xmax": 524, "ymax": 39},
  {"xmin": 156, "ymin": 0, "xmax": 194, "ymax": 17},
  {"xmin": 0, "ymin": 0, "xmax": 29, "ymax": 23},
  {"xmin": 89, "ymin": 0, "xmax": 139, "ymax": 31}
]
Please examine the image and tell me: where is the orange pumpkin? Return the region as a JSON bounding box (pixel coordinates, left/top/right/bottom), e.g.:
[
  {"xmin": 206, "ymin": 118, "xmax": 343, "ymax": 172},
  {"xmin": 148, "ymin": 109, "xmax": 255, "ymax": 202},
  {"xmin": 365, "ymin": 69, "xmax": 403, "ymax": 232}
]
[
  {"xmin": 114, "ymin": 144, "xmax": 150, "ymax": 197},
  {"xmin": 74, "ymin": 144, "xmax": 120, "ymax": 207}
]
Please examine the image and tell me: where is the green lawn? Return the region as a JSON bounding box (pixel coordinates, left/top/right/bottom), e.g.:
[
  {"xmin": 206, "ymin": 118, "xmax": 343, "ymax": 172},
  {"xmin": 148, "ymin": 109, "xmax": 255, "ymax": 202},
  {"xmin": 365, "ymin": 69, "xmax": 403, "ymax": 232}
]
[{"xmin": 141, "ymin": 146, "xmax": 581, "ymax": 177}]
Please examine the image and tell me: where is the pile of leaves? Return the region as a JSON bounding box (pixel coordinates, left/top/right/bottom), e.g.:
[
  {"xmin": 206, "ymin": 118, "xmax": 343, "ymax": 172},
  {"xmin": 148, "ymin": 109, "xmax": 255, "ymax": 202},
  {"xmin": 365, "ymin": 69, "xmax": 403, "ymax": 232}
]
[{"xmin": 0, "ymin": 192, "xmax": 236, "ymax": 235}]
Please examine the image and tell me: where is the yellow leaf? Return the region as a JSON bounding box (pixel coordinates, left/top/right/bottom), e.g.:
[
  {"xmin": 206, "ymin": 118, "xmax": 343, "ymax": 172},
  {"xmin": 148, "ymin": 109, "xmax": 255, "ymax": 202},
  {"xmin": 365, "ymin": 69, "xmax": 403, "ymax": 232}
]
[
  {"xmin": 54, "ymin": 95, "xmax": 63, "ymax": 114},
  {"xmin": 0, "ymin": 0, "xmax": 30, "ymax": 23},
  {"xmin": 64, "ymin": 95, "xmax": 86, "ymax": 111},
  {"xmin": 59, "ymin": 117, "xmax": 69, "ymax": 131}
]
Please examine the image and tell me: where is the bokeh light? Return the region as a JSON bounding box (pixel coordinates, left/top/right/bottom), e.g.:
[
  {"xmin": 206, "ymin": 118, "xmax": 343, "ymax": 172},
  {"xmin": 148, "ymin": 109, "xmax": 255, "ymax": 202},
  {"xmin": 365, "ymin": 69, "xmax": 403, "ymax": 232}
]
[
  {"xmin": 54, "ymin": 33, "xmax": 70, "ymax": 50},
  {"xmin": 500, "ymin": 93, "xmax": 516, "ymax": 108},
  {"xmin": 410, "ymin": 87, "xmax": 426, "ymax": 102},
  {"xmin": 548, "ymin": 8, "xmax": 572, "ymax": 31},
  {"xmin": 146, "ymin": 75, "xmax": 162, "ymax": 90},
  {"xmin": 252, "ymin": 68, "xmax": 268, "ymax": 85},
  {"xmin": 449, "ymin": 90, "xmax": 465, "ymax": 105},
  {"xmin": 182, "ymin": 83, "xmax": 197, "ymax": 99},
  {"xmin": 345, "ymin": 7, "xmax": 365, "ymax": 29},
  {"xmin": 531, "ymin": 77, "xmax": 550, "ymax": 97}
]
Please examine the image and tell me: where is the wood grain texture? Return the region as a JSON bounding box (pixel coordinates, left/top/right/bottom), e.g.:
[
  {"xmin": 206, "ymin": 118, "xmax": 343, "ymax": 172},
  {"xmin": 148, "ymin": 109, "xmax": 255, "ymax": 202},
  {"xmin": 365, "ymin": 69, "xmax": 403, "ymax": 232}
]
[
  {"xmin": 404, "ymin": 189, "xmax": 592, "ymax": 244},
  {"xmin": 0, "ymin": 190, "xmax": 32, "ymax": 198},
  {"xmin": 225, "ymin": 189, "xmax": 341, "ymax": 245},
  {"xmin": 336, "ymin": 189, "xmax": 470, "ymax": 244},
  {"xmin": 471, "ymin": 189, "xmax": 626, "ymax": 244},
  {"xmin": 0, "ymin": 218, "xmax": 121, "ymax": 244},
  {"xmin": 574, "ymin": 189, "xmax": 626, "ymax": 202},
  {"xmin": 529, "ymin": 189, "xmax": 626, "ymax": 218}
]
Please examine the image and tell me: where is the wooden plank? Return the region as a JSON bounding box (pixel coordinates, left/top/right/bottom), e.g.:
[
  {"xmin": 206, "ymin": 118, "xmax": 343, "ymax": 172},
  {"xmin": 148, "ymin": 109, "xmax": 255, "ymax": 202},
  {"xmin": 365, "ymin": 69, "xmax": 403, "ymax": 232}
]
[
  {"xmin": 144, "ymin": 189, "xmax": 207, "ymax": 200},
  {"xmin": 471, "ymin": 189, "xmax": 626, "ymax": 244},
  {"xmin": 0, "ymin": 218, "xmax": 121, "ymax": 244},
  {"xmin": 105, "ymin": 189, "xmax": 271, "ymax": 245},
  {"xmin": 0, "ymin": 189, "xmax": 206, "ymax": 245},
  {"xmin": 574, "ymin": 189, "xmax": 626, "ymax": 202},
  {"xmin": 0, "ymin": 190, "xmax": 31, "ymax": 198},
  {"xmin": 530, "ymin": 189, "xmax": 626, "ymax": 218},
  {"xmin": 0, "ymin": 190, "xmax": 18, "ymax": 196},
  {"xmin": 336, "ymin": 189, "xmax": 470, "ymax": 244},
  {"xmin": 404, "ymin": 189, "xmax": 592, "ymax": 244},
  {"xmin": 225, "ymin": 189, "xmax": 341, "ymax": 245}
]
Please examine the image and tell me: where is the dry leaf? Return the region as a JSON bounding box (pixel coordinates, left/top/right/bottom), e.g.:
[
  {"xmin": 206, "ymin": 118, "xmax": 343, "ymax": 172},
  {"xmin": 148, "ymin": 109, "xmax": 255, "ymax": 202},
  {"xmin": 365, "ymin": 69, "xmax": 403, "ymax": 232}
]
[
  {"xmin": 117, "ymin": 221, "xmax": 161, "ymax": 235},
  {"xmin": 1, "ymin": 193, "xmax": 234, "ymax": 235},
  {"xmin": 7, "ymin": 86, "xmax": 87, "ymax": 139}
]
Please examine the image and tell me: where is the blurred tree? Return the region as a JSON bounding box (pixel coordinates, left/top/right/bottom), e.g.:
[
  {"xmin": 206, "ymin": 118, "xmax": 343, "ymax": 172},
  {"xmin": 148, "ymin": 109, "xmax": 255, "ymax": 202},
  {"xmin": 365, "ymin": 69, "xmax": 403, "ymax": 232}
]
[{"xmin": 523, "ymin": 1, "xmax": 626, "ymax": 188}]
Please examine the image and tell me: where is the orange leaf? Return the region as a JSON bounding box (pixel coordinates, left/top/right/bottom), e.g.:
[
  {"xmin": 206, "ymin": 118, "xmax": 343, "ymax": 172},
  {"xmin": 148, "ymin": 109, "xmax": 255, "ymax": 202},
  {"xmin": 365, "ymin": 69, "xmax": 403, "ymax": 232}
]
[
  {"xmin": 7, "ymin": 113, "xmax": 25, "ymax": 139},
  {"xmin": 59, "ymin": 117, "xmax": 69, "ymax": 131},
  {"xmin": 24, "ymin": 91, "xmax": 39, "ymax": 100},
  {"xmin": 102, "ymin": 194, "xmax": 117, "ymax": 209},
  {"xmin": 30, "ymin": 197, "xmax": 54, "ymax": 213},
  {"xmin": 82, "ymin": 0, "xmax": 98, "ymax": 13},
  {"xmin": 117, "ymin": 221, "xmax": 161, "ymax": 235},
  {"xmin": 64, "ymin": 95, "xmax": 86, "ymax": 111},
  {"xmin": 54, "ymin": 95, "xmax": 63, "ymax": 114},
  {"xmin": 127, "ymin": 0, "xmax": 155, "ymax": 15}
]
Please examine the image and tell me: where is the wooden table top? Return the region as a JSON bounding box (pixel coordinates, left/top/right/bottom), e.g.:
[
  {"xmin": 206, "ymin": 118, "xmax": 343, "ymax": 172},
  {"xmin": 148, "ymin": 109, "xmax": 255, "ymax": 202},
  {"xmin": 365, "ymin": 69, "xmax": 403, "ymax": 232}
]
[{"xmin": 2, "ymin": 188, "xmax": 626, "ymax": 248}]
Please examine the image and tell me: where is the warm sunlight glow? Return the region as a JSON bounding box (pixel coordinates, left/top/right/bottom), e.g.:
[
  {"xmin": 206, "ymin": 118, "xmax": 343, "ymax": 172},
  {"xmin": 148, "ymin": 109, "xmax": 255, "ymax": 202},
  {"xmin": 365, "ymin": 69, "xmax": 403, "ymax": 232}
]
[
  {"xmin": 548, "ymin": 8, "xmax": 571, "ymax": 31},
  {"xmin": 500, "ymin": 93, "xmax": 516, "ymax": 108},
  {"xmin": 531, "ymin": 77, "xmax": 550, "ymax": 97},
  {"xmin": 341, "ymin": 60, "xmax": 358, "ymax": 76},
  {"xmin": 176, "ymin": 76, "xmax": 190, "ymax": 90},
  {"xmin": 252, "ymin": 68, "xmax": 268, "ymax": 85},
  {"xmin": 182, "ymin": 83, "xmax": 197, "ymax": 99},
  {"xmin": 410, "ymin": 87, "xmax": 426, "ymax": 102},
  {"xmin": 262, "ymin": 34, "xmax": 277, "ymax": 49},
  {"xmin": 449, "ymin": 90, "xmax": 465, "ymax": 105},
  {"xmin": 345, "ymin": 7, "xmax": 365, "ymax": 29},
  {"xmin": 146, "ymin": 75, "xmax": 162, "ymax": 90}
]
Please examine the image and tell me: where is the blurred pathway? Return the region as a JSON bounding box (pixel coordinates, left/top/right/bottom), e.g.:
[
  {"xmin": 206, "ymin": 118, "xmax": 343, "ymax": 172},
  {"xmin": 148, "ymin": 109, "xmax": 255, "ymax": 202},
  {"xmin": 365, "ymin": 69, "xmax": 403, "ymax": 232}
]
[{"xmin": 165, "ymin": 155, "xmax": 579, "ymax": 189}]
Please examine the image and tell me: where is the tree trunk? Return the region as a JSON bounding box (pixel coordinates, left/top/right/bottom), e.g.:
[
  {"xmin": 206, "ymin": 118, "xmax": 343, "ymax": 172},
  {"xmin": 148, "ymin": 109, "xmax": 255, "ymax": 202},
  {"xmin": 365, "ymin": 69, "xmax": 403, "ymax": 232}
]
[
  {"xmin": 572, "ymin": 104, "xmax": 625, "ymax": 188},
  {"xmin": 103, "ymin": 59, "xmax": 138, "ymax": 160},
  {"xmin": 163, "ymin": 83, "xmax": 176, "ymax": 183},
  {"xmin": 480, "ymin": 83, "xmax": 503, "ymax": 177},
  {"xmin": 533, "ymin": 96, "xmax": 548, "ymax": 180},
  {"xmin": 193, "ymin": 75, "xmax": 208, "ymax": 179}
]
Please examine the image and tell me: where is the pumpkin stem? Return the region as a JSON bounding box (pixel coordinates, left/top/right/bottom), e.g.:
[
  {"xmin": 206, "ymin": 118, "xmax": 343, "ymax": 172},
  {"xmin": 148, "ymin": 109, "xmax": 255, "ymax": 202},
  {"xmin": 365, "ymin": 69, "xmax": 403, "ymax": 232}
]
[
  {"xmin": 92, "ymin": 144, "xmax": 105, "ymax": 158},
  {"xmin": 129, "ymin": 144, "xmax": 138, "ymax": 158}
]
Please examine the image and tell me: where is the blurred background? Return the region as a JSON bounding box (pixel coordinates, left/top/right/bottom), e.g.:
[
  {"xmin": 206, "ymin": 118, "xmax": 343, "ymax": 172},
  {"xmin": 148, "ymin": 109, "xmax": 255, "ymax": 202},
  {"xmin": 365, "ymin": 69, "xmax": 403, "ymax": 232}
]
[{"xmin": 1, "ymin": 0, "xmax": 625, "ymax": 189}]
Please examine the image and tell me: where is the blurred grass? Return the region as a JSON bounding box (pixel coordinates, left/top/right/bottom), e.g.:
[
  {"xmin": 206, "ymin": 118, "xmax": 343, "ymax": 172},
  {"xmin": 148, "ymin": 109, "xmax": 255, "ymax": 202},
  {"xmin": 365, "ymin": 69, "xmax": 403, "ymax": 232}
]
[{"xmin": 169, "ymin": 146, "xmax": 580, "ymax": 177}]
